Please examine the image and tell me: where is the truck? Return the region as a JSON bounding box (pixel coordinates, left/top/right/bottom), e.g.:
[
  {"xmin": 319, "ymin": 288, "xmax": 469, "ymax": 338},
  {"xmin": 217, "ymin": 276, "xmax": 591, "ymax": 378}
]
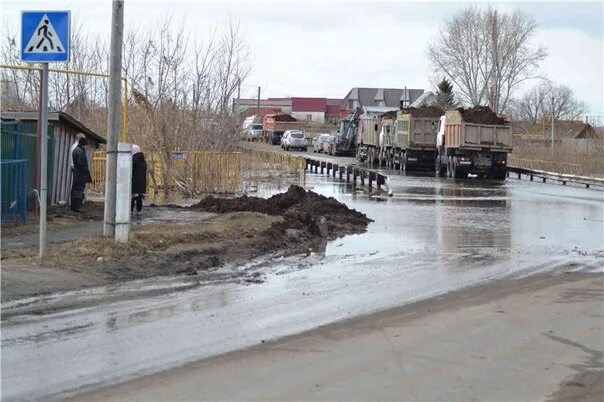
[
  {"xmin": 355, "ymin": 107, "xmax": 398, "ymax": 164},
  {"xmin": 241, "ymin": 115, "xmax": 263, "ymax": 141},
  {"xmin": 390, "ymin": 107, "xmax": 443, "ymax": 172},
  {"xmin": 435, "ymin": 107, "xmax": 512, "ymax": 180},
  {"xmin": 263, "ymin": 113, "xmax": 300, "ymax": 145}
]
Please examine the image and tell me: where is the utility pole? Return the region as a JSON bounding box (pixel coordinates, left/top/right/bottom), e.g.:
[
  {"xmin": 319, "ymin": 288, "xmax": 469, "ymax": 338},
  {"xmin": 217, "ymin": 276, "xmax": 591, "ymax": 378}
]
[
  {"xmin": 257, "ymin": 86, "xmax": 261, "ymax": 114},
  {"xmin": 550, "ymin": 96, "xmax": 555, "ymax": 156},
  {"xmin": 232, "ymin": 76, "xmax": 241, "ymax": 115},
  {"xmin": 104, "ymin": 0, "xmax": 124, "ymax": 237}
]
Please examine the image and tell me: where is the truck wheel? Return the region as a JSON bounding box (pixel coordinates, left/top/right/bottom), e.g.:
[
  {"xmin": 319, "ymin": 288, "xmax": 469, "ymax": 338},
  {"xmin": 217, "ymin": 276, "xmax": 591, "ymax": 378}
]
[
  {"xmin": 454, "ymin": 159, "xmax": 468, "ymax": 179},
  {"xmin": 492, "ymin": 166, "xmax": 507, "ymax": 180},
  {"xmin": 446, "ymin": 156, "xmax": 453, "ymax": 178}
]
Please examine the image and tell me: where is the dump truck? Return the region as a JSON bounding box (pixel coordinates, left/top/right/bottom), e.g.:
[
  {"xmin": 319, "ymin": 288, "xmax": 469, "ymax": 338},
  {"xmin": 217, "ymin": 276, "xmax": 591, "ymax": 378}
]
[
  {"xmin": 435, "ymin": 107, "xmax": 512, "ymax": 180},
  {"xmin": 241, "ymin": 115, "xmax": 263, "ymax": 141},
  {"xmin": 355, "ymin": 107, "xmax": 398, "ymax": 163},
  {"xmin": 263, "ymin": 113, "xmax": 300, "ymax": 145},
  {"xmin": 390, "ymin": 107, "xmax": 443, "ymax": 171}
]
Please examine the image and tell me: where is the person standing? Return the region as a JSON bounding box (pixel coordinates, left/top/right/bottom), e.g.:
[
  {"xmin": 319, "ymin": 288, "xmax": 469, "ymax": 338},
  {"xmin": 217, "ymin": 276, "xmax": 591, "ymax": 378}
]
[
  {"xmin": 131, "ymin": 144, "xmax": 147, "ymax": 219},
  {"xmin": 71, "ymin": 136, "xmax": 92, "ymax": 212},
  {"xmin": 70, "ymin": 133, "xmax": 87, "ymax": 170}
]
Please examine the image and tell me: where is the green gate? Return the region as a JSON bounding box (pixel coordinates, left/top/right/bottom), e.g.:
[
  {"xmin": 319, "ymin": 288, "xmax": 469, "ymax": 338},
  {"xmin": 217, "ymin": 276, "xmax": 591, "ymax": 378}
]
[{"xmin": 1, "ymin": 121, "xmax": 55, "ymax": 209}]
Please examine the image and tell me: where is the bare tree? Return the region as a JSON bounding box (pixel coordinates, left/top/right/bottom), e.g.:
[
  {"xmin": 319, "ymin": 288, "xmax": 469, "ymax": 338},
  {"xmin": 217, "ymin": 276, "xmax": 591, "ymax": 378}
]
[
  {"xmin": 2, "ymin": 15, "xmax": 252, "ymax": 194},
  {"xmin": 511, "ymin": 79, "xmax": 585, "ymax": 123},
  {"xmin": 508, "ymin": 80, "xmax": 548, "ymax": 124},
  {"xmin": 544, "ymin": 82, "xmax": 585, "ymax": 121},
  {"xmin": 427, "ymin": 6, "xmax": 547, "ymax": 113}
]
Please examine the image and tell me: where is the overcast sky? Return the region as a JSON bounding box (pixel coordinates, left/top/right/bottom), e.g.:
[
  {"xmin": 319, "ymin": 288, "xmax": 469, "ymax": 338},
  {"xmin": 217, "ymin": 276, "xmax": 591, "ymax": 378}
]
[{"xmin": 3, "ymin": 0, "xmax": 603, "ymax": 114}]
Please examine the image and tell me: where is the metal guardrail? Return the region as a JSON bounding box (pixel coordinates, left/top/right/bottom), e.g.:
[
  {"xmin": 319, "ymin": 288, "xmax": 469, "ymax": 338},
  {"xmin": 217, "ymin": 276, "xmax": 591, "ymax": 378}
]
[
  {"xmin": 508, "ymin": 157, "xmax": 583, "ymax": 176},
  {"xmin": 507, "ymin": 165, "xmax": 604, "ymax": 189}
]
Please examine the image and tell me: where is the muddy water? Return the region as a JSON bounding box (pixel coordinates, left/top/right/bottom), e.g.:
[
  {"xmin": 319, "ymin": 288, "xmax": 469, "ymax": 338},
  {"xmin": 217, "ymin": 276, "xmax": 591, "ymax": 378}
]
[{"xmin": 2, "ymin": 174, "xmax": 603, "ymax": 401}]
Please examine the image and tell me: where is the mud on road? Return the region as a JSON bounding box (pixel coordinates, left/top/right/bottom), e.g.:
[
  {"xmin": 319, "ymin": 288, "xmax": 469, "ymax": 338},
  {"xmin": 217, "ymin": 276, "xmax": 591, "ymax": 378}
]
[{"xmin": 1, "ymin": 186, "xmax": 370, "ymax": 303}]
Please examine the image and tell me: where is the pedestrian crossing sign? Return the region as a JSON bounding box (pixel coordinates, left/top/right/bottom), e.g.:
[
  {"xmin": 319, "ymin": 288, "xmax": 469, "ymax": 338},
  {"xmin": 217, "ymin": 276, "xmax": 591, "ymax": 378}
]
[{"xmin": 21, "ymin": 11, "xmax": 70, "ymax": 63}]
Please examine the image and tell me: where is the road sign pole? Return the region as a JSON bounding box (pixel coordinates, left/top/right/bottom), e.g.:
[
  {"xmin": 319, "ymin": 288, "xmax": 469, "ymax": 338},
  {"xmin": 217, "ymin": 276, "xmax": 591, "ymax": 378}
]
[
  {"xmin": 39, "ymin": 63, "xmax": 49, "ymax": 259},
  {"xmin": 21, "ymin": 10, "xmax": 70, "ymax": 257}
]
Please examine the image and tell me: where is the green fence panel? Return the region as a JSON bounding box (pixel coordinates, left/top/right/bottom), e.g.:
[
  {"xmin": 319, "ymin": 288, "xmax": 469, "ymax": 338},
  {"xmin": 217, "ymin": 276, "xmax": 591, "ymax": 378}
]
[{"xmin": 1, "ymin": 121, "xmax": 55, "ymax": 209}]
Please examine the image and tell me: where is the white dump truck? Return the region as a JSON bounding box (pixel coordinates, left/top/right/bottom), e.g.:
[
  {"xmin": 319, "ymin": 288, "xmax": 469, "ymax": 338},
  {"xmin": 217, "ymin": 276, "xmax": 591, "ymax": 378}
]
[
  {"xmin": 355, "ymin": 106, "xmax": 398, "ymax": 164},
  {"xmin": 435, "ymin": 107, "xmax": 512, "ymax": 180}
]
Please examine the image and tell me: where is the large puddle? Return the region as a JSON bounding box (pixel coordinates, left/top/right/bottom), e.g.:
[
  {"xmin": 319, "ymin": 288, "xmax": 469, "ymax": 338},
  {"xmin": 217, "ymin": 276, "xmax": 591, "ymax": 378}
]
[{"xmin": 1, "ymin": 173, "xmax": 603, "ymax": 401}]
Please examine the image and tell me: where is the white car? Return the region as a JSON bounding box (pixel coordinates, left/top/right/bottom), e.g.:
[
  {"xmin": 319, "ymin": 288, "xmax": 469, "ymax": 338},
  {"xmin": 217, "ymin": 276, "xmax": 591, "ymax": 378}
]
[{"xmin": 281, "ymin": 130, "xmax": 308, "ymax": 151}]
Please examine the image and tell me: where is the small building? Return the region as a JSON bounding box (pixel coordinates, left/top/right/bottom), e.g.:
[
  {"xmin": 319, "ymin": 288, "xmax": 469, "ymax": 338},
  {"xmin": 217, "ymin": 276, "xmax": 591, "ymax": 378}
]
[
  {"xmin": 410, "ymin": 91, "xmax": 438, "ymax": 108},
  {"xmin": 325, "ymin": 103, "xmax": 342, "ymax": 124},
  {"xmin": 291, "ymin": 97, "xmax": 328, "ymax": 123},
  {"xmin": 1, "ymin": 111, "xmax": 106, "ymax": 206},
  {"xmin": 341, "ymin": 87, "xmax": 424, "ymax": 110}
]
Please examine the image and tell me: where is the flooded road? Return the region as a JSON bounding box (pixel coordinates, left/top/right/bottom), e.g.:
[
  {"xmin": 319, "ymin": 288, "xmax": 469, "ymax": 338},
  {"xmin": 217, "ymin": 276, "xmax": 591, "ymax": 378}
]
[{"xmin": 1, "ymin": 173, "xmax": 603, "ymax": 401}]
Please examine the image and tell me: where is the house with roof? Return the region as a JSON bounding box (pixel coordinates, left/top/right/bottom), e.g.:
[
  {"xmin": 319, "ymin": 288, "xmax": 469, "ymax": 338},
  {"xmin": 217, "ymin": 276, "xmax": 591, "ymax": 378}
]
[
  {"xmin": 291, "ymin": 97, "xmax": 334, "ymax": 123},
  {"xmin": 340, "ymin": 87, "xmax": 425, "ymax": 110},
  {"xmin": 234, "ymin": 98, "xmax": 293, "ymax": 116}
]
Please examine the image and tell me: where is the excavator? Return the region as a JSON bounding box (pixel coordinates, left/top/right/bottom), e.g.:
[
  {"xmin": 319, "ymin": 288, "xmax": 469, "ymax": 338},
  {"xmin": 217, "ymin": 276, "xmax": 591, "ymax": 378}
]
[{"xmin": 328, "ymin": 107, "xmax": 362, "ymax": 156}]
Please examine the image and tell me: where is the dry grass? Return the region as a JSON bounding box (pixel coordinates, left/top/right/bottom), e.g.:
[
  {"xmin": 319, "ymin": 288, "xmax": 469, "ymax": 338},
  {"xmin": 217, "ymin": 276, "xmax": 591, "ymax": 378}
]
[
  {"xmin": 512, "ymin": 138, "xmax": 604, "ymax": 176},
  {"xmin": 91, "ymin": 148, "xmax": 306, "ymax": 197},
  {"xmin": 6, "ymin": 212, "xmax": 282, "ymax": 268}
]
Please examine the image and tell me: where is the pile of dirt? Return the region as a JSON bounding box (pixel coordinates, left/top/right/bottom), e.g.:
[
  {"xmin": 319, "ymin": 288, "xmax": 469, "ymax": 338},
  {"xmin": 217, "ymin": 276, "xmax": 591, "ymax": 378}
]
[
  {"xmin": 273, "ymin": 114, "xmax": 298, "ymax": 122},
  {"xmin": 380, "ymin": 111, "xmax": 397, "ymax": 120},
  {"xmin": 193, "ymin": 185, "xmax": 372, "ymax": 239},
  {"xmin": 456, "ymin": 106, "xmax": 507, "ymax": 125},
  {"xmin": 400, "ymin": 106, "xmax": 444, "ymax": 118}
]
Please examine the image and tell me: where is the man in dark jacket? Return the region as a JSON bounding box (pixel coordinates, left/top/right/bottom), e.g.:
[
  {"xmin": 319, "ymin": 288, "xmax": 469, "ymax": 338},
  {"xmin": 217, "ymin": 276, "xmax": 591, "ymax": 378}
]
[{"xmin": 71, "ymin": 136, "xmax": 92, "ymax": 212}]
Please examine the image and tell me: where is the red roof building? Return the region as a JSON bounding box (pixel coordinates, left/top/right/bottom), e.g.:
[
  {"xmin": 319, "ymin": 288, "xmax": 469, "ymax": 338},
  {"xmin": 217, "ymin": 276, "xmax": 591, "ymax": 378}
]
[
  {"xmin": 236, "ymin": 96, "xmax": 342, "ymax": 124},
  {"xmin": 291, "ymin": 97, "xmax": 327, "ymax": 113},
  {"xmin": 290, "ymin": 97, "xmax": 341, "ymax": 124}
]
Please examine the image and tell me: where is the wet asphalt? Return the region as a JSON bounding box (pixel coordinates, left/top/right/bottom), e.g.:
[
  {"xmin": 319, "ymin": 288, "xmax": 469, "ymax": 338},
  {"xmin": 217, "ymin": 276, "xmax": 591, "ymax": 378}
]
[{"xmin": 1, "ymin": 172, "xmax": 603, "ymax": 401}]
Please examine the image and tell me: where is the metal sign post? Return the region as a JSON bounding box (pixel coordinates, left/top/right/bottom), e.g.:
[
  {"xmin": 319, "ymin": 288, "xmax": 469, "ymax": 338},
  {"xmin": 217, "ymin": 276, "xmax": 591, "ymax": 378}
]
[
  {"xmin": 39, "ymin": 63, "xmax": 49, "ymax": 259},
  {"xmin": 21, "ymin": 10, "xmax": 70, "ymax": 259}
]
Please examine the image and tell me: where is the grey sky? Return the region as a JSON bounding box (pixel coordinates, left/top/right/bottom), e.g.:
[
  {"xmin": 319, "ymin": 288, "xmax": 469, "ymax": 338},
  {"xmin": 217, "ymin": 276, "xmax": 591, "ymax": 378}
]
[{"xmin": 3, "ymin": 0, "xmax": 603, "ymax": 114}]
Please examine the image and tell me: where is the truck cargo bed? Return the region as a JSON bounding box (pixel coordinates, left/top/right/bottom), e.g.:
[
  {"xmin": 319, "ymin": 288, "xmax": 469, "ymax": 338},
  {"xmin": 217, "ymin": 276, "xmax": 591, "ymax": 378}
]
[{"xmin": 445, "ymin": 122, "xmax": 512, "ymax": 151}]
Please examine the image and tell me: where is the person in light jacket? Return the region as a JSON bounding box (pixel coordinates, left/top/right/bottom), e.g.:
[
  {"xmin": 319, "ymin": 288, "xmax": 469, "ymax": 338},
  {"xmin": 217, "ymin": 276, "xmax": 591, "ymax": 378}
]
[
  {"xmin": 71, "ymin": 137, "xmax": 92, "ymax": 212},
  {"xmin": 131, "ymin": 144, "xmax": 147, "ymax": 219}
]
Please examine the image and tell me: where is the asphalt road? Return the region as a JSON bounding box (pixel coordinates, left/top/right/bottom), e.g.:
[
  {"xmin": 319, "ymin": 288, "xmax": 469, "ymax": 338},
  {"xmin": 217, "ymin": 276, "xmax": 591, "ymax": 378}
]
[
  {"xmin": 1, "ymin": 149, "xmax": 603, "ymax": 401},
  {"xmin": 77, "ymin": 273, "xmax": 604, "ymax": 402}
]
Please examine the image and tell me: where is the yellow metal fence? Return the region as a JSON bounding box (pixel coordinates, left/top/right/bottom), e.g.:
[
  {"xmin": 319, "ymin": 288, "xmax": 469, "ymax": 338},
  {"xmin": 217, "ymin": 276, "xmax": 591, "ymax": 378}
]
[{"xmin": 92, "ymin": 151, "xmax": 243, "ymax": 194}]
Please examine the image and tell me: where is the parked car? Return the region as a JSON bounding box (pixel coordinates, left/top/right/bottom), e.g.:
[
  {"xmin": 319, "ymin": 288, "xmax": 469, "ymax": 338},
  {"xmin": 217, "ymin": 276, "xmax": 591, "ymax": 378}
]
[
  {"xmin": 281, "ymin": 130, "xmax": 308, "ymax": 151},
  {"xmin": 322, "ymin": 134, "xmax": 336, "ymax": 154},
  {"xmin": 313, "ymin": 133, "xmax": 331, "ymax": 153}
]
